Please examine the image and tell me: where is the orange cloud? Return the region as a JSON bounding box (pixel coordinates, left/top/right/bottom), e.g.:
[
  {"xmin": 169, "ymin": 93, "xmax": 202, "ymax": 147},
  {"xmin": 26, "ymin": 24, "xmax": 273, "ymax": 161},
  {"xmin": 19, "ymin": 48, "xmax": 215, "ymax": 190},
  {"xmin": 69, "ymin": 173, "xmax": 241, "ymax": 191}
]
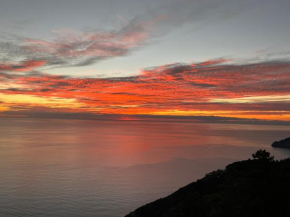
[{"xmin": 1, "ymin": 59, "xmax": 290, "ymax": 121}]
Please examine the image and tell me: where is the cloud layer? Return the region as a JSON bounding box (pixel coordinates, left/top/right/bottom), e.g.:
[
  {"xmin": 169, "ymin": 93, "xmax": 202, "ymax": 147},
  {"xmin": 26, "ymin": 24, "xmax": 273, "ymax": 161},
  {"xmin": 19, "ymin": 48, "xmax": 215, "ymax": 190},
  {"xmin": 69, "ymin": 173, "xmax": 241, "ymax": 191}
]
[
  {"xmin": 0, "ymin": 0, "xmax": 289, "ymax": 120},
  {"xmin": 0, "ymin": 18, "xmax": 155, "ymax": 70},
  {"xmin": 1, "ymin": 59, "xmax": 290, "ymax": 120},
  {"xmin": 0, "ymin": 0, "xmax": 248, "ymax": 71}
]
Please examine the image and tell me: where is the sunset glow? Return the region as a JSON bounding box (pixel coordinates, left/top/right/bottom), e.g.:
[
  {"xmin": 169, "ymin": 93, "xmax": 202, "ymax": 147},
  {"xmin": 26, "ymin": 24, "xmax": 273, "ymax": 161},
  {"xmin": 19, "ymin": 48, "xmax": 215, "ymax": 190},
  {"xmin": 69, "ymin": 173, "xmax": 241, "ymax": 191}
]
[
  {"xmin": 0, "ymin": 59, "xmax": 289, "ymax": 121},
  {"xmin": 0, "ymin": 0, "xmax": 290, "ymax": 122},
  {"xmin": 1, "ymin": 1, "xmax": 290, "ymax": 217},
  {"xmin": 0, "ymin": 59, "xmax": 290, "ymax": 120}
]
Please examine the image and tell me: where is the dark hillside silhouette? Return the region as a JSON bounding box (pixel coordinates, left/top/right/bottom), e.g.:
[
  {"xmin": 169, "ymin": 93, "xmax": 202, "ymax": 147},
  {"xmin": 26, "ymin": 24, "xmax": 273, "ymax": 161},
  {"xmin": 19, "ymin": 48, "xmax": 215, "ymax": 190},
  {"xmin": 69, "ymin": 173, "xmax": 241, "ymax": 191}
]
[{"xmin": 126, "ymin": 150, "xmax": 290, "ymax": 217}]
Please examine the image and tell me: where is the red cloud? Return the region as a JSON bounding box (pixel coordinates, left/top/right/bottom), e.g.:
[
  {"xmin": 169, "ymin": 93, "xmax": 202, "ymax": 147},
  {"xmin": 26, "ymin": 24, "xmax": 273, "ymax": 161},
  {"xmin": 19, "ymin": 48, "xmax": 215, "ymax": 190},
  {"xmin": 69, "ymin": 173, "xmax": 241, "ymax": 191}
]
[
  {"xmin": 1, "ymin": 59, "xmax": 290, "ymax": 120},
  {"xmin": 0, "ymin": 60, "xmax": 46, "ymax": 72}
]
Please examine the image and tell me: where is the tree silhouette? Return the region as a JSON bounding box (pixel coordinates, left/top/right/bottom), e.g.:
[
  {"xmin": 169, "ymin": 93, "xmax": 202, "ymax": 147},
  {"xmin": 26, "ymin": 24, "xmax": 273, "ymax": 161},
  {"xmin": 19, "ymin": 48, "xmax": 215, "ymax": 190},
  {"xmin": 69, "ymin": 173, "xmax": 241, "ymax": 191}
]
[{"xmin": 252, "ymin": 149, "xmax": 274, "ymax": 161}]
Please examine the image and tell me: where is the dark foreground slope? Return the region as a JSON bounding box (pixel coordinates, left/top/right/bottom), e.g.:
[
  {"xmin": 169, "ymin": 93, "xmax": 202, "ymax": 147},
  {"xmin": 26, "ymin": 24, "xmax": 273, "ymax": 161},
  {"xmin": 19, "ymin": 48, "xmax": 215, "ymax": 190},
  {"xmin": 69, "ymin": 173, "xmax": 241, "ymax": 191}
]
[{"xmin": 126, "ymin": 150, "xmax": 290, "ymax": 217}]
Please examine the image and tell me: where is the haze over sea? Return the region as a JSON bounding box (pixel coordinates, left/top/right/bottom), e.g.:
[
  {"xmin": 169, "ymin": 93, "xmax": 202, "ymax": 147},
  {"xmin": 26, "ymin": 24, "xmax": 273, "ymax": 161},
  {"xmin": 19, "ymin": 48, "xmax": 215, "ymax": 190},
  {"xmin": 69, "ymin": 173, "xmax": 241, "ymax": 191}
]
[{"xmin": 1, "ymin": 118, "xmax": 290, "ymax": 217}]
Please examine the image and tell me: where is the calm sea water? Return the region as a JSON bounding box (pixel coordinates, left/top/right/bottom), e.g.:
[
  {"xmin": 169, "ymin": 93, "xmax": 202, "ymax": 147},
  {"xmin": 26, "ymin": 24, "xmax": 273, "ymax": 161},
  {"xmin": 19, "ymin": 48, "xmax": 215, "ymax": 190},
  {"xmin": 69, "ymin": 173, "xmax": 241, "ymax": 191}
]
[{"xmin": 0, "ymin": 118, "xmax": 290, "ymax": 217}]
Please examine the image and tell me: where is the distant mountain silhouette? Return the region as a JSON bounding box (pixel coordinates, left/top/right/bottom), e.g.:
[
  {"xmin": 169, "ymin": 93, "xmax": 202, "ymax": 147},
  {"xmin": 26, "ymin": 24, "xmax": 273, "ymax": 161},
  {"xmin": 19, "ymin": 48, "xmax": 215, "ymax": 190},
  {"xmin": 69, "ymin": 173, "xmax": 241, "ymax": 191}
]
[
  {"xmin": 125, "ymin": 150, "xmax": 290, "ymax": 217},
  {"xmin": 272, "ymin": 137, "xmax": 290, "ymax": 149}
]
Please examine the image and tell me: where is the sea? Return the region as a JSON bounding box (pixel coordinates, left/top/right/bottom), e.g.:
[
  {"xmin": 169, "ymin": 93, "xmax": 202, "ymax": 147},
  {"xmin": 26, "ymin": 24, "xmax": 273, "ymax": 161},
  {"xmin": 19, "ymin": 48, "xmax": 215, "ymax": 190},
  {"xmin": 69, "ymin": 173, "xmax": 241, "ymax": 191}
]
[{"xmin": 0, "ymin": 118, "xmax": 290, "ymax": 217}]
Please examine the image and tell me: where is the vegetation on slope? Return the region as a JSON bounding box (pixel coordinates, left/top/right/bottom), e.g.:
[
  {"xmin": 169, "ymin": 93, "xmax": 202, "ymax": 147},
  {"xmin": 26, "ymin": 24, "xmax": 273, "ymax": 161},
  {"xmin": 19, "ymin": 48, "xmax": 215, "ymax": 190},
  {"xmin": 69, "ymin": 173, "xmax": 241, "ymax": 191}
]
[{"xmin": 126, "ymin": 150, "xmax": 290, "ymax": 217}]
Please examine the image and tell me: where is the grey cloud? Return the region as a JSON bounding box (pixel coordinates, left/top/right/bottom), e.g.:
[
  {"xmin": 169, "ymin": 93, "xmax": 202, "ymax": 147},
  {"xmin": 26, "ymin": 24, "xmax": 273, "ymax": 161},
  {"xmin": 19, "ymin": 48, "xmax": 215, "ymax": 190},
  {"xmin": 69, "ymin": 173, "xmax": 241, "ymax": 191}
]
[
  {"xmin": 0, "ymin": 0, "xmax": 250, "ymax": 71},
  {"xmin": 140, "ymin": 0, "xmax": 248, "ymax": 36},
  {"xmin": 0, "ymin": 17, "xmax": 152, "ymax": 70}
]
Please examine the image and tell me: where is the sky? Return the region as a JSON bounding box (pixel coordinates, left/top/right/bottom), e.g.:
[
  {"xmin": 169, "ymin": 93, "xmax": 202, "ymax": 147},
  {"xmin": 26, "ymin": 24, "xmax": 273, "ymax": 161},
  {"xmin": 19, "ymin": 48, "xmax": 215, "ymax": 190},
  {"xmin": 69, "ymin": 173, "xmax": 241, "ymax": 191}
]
[{"xmin": 0, "ymin": 0, "xmax": 290, "ymax": 121}]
